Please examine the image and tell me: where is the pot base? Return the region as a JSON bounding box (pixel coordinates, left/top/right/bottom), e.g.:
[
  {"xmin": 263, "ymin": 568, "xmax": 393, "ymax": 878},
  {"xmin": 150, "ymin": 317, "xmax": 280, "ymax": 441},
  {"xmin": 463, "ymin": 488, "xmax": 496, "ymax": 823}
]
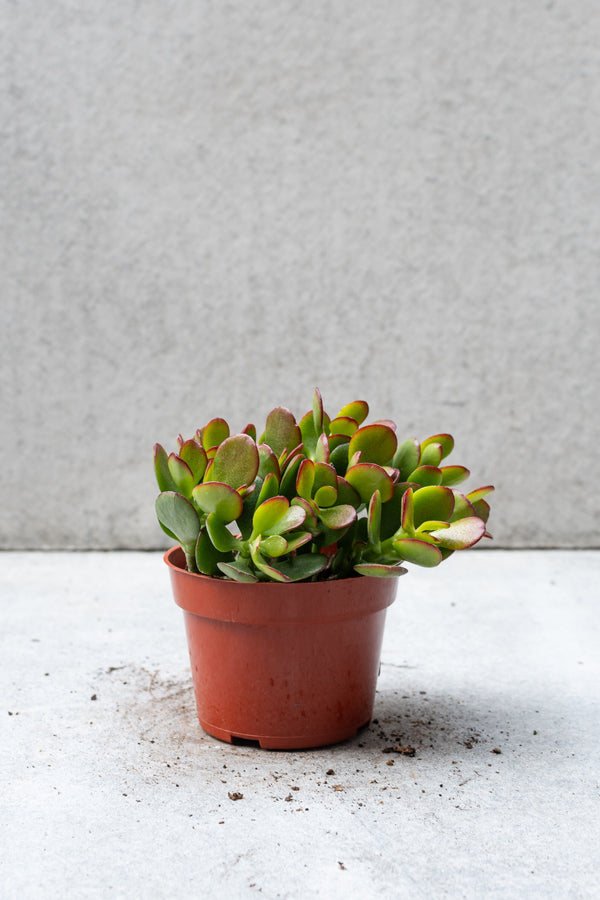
[{"xmin": 198, "ymin": 717, "xmax": 372, "ymax": 750}]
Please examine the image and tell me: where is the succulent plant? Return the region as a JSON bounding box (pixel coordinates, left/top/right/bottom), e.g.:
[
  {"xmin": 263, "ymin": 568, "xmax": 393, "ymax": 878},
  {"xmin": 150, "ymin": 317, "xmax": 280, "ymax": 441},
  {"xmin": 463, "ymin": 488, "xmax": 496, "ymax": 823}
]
[{"xmin": 154, "ymin": 389, "xmax": 493, "ymax": 583}]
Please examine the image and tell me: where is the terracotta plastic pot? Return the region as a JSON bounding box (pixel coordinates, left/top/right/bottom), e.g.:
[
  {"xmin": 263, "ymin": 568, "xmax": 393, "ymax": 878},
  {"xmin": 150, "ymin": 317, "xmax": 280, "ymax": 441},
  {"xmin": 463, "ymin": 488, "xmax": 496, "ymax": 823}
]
[{"xmin": 164, "ymin": 546, "xmax": 398, "ymax": 749}]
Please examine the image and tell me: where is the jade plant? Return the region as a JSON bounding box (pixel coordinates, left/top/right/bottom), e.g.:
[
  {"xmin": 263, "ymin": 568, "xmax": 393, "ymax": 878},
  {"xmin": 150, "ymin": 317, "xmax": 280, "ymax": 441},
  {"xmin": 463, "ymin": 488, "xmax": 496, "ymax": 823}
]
[{"xmin": 153, "ymin": 389, "xmax": 493, "ymax": 583}]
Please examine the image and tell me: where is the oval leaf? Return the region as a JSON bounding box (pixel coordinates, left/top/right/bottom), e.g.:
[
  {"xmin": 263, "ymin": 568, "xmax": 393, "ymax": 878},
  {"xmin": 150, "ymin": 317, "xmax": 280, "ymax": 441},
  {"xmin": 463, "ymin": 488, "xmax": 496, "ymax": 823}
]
[
  {"xmin": 337, "ymin": 400, "xmax": 369, "ymax": 425},
  {"xmin": 354, "ymin": 563, "xmax": 408, "ymax": 578},
  {"xmin": 348, "ymin": 424, "xmax": 397, "ymax": 466},
  {"xmin": 217, "ymin": 560, "xmax": 259, "ymax": 583},
  {"xmin": 413, "ymin": 485, "xmax": 455, "ymax": 527},
  {"xmin": 422, "ymin": 433, "xmax": 454, "ymax": 459},
  {"xmin": 345, "ymin": 463, "xmax": 394, "ymax": 504},
  {"xmin": 429, "ymin": 517, "xmax": 486, "ymax": 550},
  {"xmin": 440, "ymin": 465, "xmax": 470, "ymax": 487},
  {"xmin": 155, "ymin": 492, "xmax": 200, "ymax": 547},
  {"xmin": 202, "ymin": 418, "xmax": 230, "ymax": 451},
  {"xmin": 153, "ymin": 443, "xmax": 177, "ymax": 492},
  {"xmin": 408, "ymin": 466, "xmax": 443, "ymax": 488},
  {"xmin": 392, "ymin": 538, "xmax": 443, "ymax": 567},
  {"xmin": 192, "ymin": 481, "xmax": 243, "ymax": 523},
  {"xmin": 179, "ymin": 439, "xmax": 208, "ymax": 484},
  {"xmin": 262, "ymin": 407, "xmax": 302, "ymax": 459},
  {"xmin": 211, "ymin": 434, "xmax": 259, "ymax": 490},
  {"xmin": 392, "ymin": 438, "xmax": 420, "ymax": 480},
  {"xmin": 318, "ymin": 504, "xmax": 357, "ymax": 531}
]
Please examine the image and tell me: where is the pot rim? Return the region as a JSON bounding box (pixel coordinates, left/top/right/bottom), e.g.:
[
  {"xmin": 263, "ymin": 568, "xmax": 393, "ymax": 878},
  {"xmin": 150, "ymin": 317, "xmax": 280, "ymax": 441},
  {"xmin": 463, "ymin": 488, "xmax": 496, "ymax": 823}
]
[{"xmin": 163, "ymin": 545, "xmax": 399, "ymax": 624}]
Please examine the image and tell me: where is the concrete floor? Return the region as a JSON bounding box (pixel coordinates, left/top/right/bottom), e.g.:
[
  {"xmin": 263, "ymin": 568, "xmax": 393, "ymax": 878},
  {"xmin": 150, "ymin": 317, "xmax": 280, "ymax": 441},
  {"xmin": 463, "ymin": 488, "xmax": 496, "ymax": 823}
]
[{"xmin": 1, "ymin": 550, "xmax": 599, "ymax": 899}]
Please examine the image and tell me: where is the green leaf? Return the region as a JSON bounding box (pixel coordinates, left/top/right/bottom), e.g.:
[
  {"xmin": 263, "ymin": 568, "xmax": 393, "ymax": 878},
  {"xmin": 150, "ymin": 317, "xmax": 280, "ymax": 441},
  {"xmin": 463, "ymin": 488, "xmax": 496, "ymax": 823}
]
[
  {"xmin": 328, "ymin": 416, "xmax": 359, "ymax": 437},
  {"xmin": 296, "ymin": 459, "xmax": 315, "ymax": 500},
  {"xmin": 260, "ymin": 534, "xmax": 289, "ymax": 557},
  {"xmin": 257, "ymin": 472, "xmax": 280, "ymax": 506},
  {"xmin": 408, "ymin": 466, "xmax": 443, "ymax": 488},
  {"xmin": 313, "ymin": 461, "xmax": 338, "ymax": 493},
  {"xmin": 155, "ymin": 492, "xmax": 201, "ymax": 547},
  {"xmin": 192, "ymin": 481, "xmax": 243, "ymax": 523},
  {"xmin": 440, "ymin": 465, "xmax": 470, "ymax": 487},
  {"xmin": 335, "ymin": 476, "xmax": 361, "ymax": 508},
  {"xmin": 257, "ymin": 444, "xmax": 281, "ymax": 480},
  {"xmin": 285, "ymin": 531, "xmax": 313, "ymax": 553},
  {"xmin": 345, "ymin": 463, "xmax": 394, "ymax": 504},
  {"xmin": 250, "ymin": 542, "xmax": 292, "ymax": 582},
  {"xmin": 264, "ymin": 504, "xmax": 306, "ymax": 536},
  {"xmin": 368, "ymin": 490, "xmax": 381, "ymax": 547},
  {"xmin": 280, "ymin": 453, "xmax": 304, "ymax": 499},
  {"xmin": 314, "ymin": 485, "xmax": 338, "ymax": 508},
  {"xmin": 392, "ymin": 538, "xmax": 443, "ymax": 567},
  {"xmin": 153, "ymin": 444, "xmax": 177, "ymax": 492},
  {"xmin": 291, "ymin": 497, "xmax": 319, "ymax": 531},
  {"xmin": 422, "ymin": 433, "xmax": 454, "ymax": 459},
  {"xmin": 466, "ymin": 485, "xmax": 495, "ymax": 504},
  {"xmin": 337, "ymin": 400, "xmax": 369, "ymax": 425},
  {"xmin": 471, "ymin": 498, "xmax": 491, "ymax": 524},
  {"xmin": 392, "ymin": 438, "xmax": 420, "ymax": 479},
  {"xmin": 206, "ymin": 513, "xmax": 241, "ymax": 553},
  {"xmin": 330, "ymin": 442, "xmax": 349, "ymax": 476},
  {"xmin": 312, "ymin": 387, "xmax": 324, "ymax": 434},
  {"xmin": 315, "ymin": 433, "xmax": 330, "ymax": 463},
  {"xmin": 262, "ymin": 407, "xmax": 301, "ymax": 458},
  {"xmin": 211, "ymin": 434, "xmax": 259, "ymax": 489},
  {"xmin": 267, "ymin": 553, "xmax": 328, "ymax": 583},
  {"xmin": 252, "ymin": 495, "xmax": 289, "ymax": 536},
  {"xmin": 318, "ymin": 504, "xmax": 357, "ymax": 531},
  {"xmin": 419, "ymin": 442, "xmax": 443, "ymax": 468},
  {"xmin": 179, "ymin": 439, "xmax": 208, "ymax": 485},
  {"xmin": 201, "ymin": 418, "xmax": 230, "ymax": 451},
  {"xmin": 217, "ymin": 560, "xmax": 259, "ymax": 583},
  {"xmin": 450, "ymin": 491, "xmax": 477, "ymax": 522},
  {"xmin": 428, "ymin": 517, "xmax": 486, "ymax": 549},
  {"xmin": 195, "ymin": 528, "xmax": 232, "ymax": 576},
  {"xmin": 413, "ymin": 485, "xmax": 455, "ymax": 527},
  {"xmin": 401, "ymin": 487, "xmax": 415, "ymax": 534},
  {"xmin": 380, "ymin": 483, "xmax": 412, "ymax": 540},
  {"xmin": 242, "ymin": 423, "xmax": 257, "ymax": 440},
  {"xmin": 354, "ymin": 563, "xmax": 408, "ymax": 578},
  {"xmin": 348, "ymin": 424, "xmax": 397, "ymax": 466},
  {"xmin": 167, "ymin": 453, "xmax": 195, "ymax": 498}
]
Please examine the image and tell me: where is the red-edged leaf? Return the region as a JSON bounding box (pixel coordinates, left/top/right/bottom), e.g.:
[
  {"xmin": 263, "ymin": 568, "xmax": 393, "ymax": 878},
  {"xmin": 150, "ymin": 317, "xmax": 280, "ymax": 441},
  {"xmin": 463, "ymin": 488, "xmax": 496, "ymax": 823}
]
[
  {"xmin": 153, "ymin": 443, "xmax": 177, "ymax": 492},
  {"xmin": 466, "ymin": 485, "xmax": 495, "ymax": 504},
  {"xmin": 413, "ymin": 485, "xmax": 455, "ymax": 527},
  {"xmin": 345, "ymin": 463, "xmax": 394, "ymax": 503},
  {"xmin": 262, "ymin": 407, "xmax": 301, "ymax": 458},
  {"xmin": 392, "ymin": 438, "xmax": 420, "ymax": 479},
  {"xmin": 211, "ymin": 433, "xmax": 259, "ymax": 489},
  {"xmin": 440, "ymin": 465, "xmax": 470, "ymax": 487},
  {"xmin": 318, "ymin": 504, "xmax": 357, "ymax": 530},
  {"xmin": 354, "ymin": 563, "xmax": 407, "ymax": 578},
  {"xmin": 348, "ymin": 424, "xmax": 397, "ymax": 466},
  {"xmin": 192, "ymin": 481, "xmax": 243, "ymax": 522},
  {"xmin": 422, "ymin": 433, "xmax": 454, "ymax": 459},
  {"xmin": 392, "ymin": 538, "xmax": 443, "ymax": 567},
  {"xmin": 428, "ymin": 517, "xmax": 486, "ymax": 549},
  {"xmin": 201, "ymin": 418, "xmax": 230, "ymax": 451},
  {"xmin": 179, "ymin": 439, "xmax": 208, "ymax": 484},
  {"xmin": 167, "ymin": 453, "xmax": 195, "ymax": 498},
  {"xmin": 337, "ymin": 400, "xmax": 369, "ymax": 425}
]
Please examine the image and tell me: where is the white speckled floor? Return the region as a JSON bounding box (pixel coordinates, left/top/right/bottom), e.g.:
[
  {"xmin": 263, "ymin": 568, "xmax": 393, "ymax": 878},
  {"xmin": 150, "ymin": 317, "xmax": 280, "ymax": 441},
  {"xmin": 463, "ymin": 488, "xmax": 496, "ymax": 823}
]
[{"xmin": 2, "ymin": 551, "xmax": 599, "ymax": 899}]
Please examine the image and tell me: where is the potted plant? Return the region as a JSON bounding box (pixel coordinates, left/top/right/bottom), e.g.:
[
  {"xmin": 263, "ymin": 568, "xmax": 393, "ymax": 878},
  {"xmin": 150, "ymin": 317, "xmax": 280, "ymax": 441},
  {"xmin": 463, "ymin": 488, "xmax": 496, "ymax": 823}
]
[{"xmin": 154, "ymin": 389, "xmax": 493, "ymax": 749}]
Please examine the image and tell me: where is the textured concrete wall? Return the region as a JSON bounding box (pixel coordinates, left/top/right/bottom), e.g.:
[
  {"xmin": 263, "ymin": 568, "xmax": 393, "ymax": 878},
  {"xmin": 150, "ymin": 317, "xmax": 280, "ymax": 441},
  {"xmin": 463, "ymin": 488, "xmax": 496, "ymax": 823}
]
[{"xmin": 2, "ymin": 2, "xmax": 599, "ymax": 549}]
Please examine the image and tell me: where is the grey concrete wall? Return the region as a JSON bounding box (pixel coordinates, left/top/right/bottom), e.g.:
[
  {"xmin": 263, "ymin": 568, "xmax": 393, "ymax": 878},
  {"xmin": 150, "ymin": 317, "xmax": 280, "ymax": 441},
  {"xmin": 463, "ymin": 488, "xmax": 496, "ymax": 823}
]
[{"xmin": 2, "ymin": 1, "xmax": 599, "ymax": 549}]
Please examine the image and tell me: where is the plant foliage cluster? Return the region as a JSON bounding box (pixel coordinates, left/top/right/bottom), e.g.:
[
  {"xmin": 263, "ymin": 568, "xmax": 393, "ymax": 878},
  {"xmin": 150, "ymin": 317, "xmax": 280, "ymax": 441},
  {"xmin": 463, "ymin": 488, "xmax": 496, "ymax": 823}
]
[{"xmin": 154, "ymin": 390, "xmax": 493, "ymax": 583}]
